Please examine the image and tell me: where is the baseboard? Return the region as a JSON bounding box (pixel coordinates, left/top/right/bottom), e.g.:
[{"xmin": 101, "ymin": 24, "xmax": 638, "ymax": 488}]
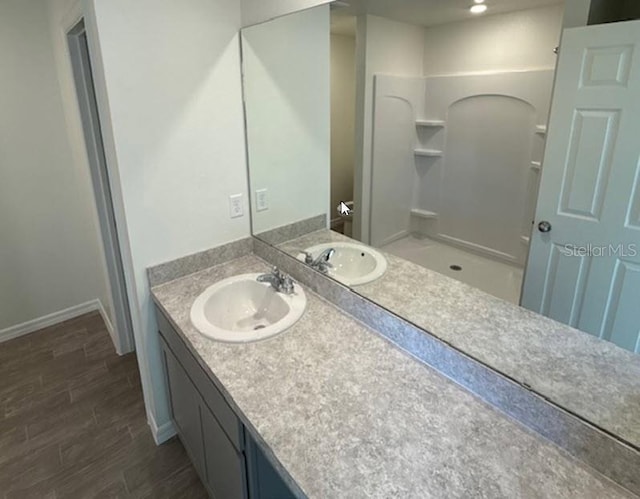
[
  {"xmin": 376, "ymin": 229, "xmax": 409, "ymax": 248},
  {"xmin": 330, "ymin": 217, "xmax": 342, "ymax": 229},
  {"xmin": 0, "ymin": 300, "xmax": 103, "ymax": 344},
  {"xmin": 149, "ymin": 412, "xmax": 176, "ymax": 445},
  {"xmin": 435, "ymin": 233, "xmax": 521, "ymax": 266},
  {"xmin": 96, "ymin": 300, "xmax": 121, "ymax": 355}
]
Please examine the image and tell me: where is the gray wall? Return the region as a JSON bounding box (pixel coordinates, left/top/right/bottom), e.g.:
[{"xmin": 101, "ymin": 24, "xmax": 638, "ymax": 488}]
[{"xmin": 589, "ymin": 0, "xmax": 640, "ymax": 24}]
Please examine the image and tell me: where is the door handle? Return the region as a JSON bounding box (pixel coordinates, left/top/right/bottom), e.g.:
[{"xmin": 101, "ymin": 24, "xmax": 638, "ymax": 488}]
[{"xmin": 538, "ymin": 221, "xmax": 552, "ymax": 233}]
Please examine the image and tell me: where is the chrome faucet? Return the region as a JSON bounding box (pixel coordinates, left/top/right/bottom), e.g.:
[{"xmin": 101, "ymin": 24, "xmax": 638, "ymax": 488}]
[
  {"xmin": 301, "ymin": 248, "xmax": 335, "ymax": 274},
  {"xmin": 256, "ymin": 267, "xmax": 295, "ymax": 295}
]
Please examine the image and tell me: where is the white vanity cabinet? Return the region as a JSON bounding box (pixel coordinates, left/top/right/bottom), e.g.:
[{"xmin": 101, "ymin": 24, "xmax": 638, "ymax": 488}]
[{"xmin": 156, "ymin": 308, "xmax": 297, "ymax": 499}]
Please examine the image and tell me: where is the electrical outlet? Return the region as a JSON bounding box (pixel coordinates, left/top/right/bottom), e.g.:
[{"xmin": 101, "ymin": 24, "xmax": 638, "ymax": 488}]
[
  {"xmin": 229, "ymin": 194, "xmax": 244, "ymax": 218},
  {"xmin": 256, "ymin": 188, "xmax": 269, "ymax": 212}
]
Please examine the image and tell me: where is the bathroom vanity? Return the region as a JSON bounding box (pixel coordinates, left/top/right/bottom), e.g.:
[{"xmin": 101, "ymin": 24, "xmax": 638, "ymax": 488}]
[
  {"xmin": 149, "ymin": 252, "xmax": 636, "ymax": 498},
  {"xmin": 144, "ymin": 5, "xmax": 640, "ymax": 497},
  {"xmin": 156, "ymin": 304, "xmax": 297, "ymax": 499}
]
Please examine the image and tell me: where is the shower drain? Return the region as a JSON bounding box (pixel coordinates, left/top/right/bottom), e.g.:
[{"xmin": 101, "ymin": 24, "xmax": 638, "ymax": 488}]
[
  {"xmin": 449, "ymin": 264, "xmax": 463, "ymax": 271},
  {"xmin": 253, "ymin": 325, "xmax": 266, "ymax": 330}
]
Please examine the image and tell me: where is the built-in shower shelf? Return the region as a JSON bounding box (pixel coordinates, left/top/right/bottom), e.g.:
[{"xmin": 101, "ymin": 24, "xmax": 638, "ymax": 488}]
[
  {"xmin": 530, "ymin": 161, "xmax": 542, "ymax": 171},
  {"xmin": 416, "ymin": 119, "xmax": 445, "ymax": 128},
  {"xmin": 535, "ymin": 125, "xmax": 547, "ymax": 135},
  {"xmin": 414, "ymin": 149, "xmax": 443, "ymax": 158},
  {"xmin": 410, "ymin": 209, "xmax": 439, "ymax": 220}
]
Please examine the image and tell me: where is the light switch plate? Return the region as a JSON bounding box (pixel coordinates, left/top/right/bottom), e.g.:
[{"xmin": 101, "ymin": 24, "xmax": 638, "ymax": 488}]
[
  {"xmin": 229, "ymin": 194, "xmax": 244, "ymax": 218},
  {"xmin": 256, "ymin": 188, "xmax": 269, "ymax": 212}
]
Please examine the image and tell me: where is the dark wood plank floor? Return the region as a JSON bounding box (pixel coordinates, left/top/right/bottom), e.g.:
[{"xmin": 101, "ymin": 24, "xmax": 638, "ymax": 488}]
[{"xmin": 0, "ymin": 311, "xmax": 208, "ymax": 499}]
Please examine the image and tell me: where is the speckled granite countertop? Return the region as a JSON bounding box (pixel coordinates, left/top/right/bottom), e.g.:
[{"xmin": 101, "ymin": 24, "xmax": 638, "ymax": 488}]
[
  {"xmin": 151, "ymin": 254, "xmax": 633, "ymax": 499},
  {"xmin": 277, "ymin": 230, "xmax": 640, "ymax": 450}
]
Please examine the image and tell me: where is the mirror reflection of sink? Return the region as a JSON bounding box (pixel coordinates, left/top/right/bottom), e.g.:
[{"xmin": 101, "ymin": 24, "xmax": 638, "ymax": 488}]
[
  {"xmin": 298, "ymin": 242, "xmax": 387, "ymax": 286},
  {"xmin": 190, "ymin": 273, "xmax": 306, "ymax": 343}
]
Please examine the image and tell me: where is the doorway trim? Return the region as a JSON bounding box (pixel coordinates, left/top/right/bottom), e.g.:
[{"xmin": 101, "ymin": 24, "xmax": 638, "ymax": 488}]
[
  {"xmin": 66, "ymin": 18, "xmax": 135, "ymax": 354},
  {"xmin": 60, "ymin": 2, "xmax": 173, "ymax": 444}
]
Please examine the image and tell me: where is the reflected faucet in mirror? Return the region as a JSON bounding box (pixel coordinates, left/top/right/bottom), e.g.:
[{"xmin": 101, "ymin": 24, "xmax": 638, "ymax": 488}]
[{"xmin": 301, "ymin": 248, "xmax": 335, "ymax": 274}]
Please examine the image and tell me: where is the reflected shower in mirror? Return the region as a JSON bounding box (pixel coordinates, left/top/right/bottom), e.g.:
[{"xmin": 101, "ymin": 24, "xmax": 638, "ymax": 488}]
[
  {"xmin": 248, "ymin": 1, "xmax": 565, "ymax": 299},
  {"xmin": 242, "ymin": 0, "xmax": 640, "ymax": 451}
]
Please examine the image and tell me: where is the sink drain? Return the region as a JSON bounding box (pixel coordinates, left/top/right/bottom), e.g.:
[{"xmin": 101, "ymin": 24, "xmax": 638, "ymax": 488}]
[{"xmin": 449, "ymin": 264, "xmax": 462, "ymax": 271}]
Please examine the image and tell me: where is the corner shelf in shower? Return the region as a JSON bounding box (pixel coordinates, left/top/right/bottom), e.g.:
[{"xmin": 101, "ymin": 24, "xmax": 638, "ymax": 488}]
[
  {"xmin": 520, "ymin": 235, "xmax": 530, "ymax": 245},
  {"xmin": 535, "ymin": 125, "xmax": 547, "ymax": 135},
  {"xmin": 530, "ymin": 161, "xmax": 542, "ymax": 171},
  {"xmin": 410, "ymin": 209, "xmax": 439, "ymax": 220},
  {"xmin": 414, "ymin": 148, "xmax": 443, "ymax": 158},
  {"xmin": 416, "ymin": 119, "xmax": 445, "ymax": 128}
]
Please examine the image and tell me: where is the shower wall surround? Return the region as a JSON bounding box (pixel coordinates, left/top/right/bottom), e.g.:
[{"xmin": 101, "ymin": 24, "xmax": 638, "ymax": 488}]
[
  {"xmin": 369, "ymin": 76, "xmax": 425, "ymax": 248},
  {"xmin": 370, "ymin": 70, "xmax": 553, "ymax": 264}
]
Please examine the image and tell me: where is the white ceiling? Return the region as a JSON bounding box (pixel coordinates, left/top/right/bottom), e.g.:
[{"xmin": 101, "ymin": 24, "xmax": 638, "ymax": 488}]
[{"xmin": 331, "ymin": 0, "xmax": 564, "ymax": 35}]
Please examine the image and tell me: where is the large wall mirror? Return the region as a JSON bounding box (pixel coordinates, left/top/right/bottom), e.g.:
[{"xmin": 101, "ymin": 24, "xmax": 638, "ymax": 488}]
[{"xmin": 242, "ymin": 1, "xmax": 640, "ymax": 450}]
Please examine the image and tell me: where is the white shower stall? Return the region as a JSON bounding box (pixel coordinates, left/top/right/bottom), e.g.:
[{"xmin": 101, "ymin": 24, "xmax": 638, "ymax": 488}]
[{"xmin": 370, "ymin": 70, "xmax": 554, "ymax": 266}]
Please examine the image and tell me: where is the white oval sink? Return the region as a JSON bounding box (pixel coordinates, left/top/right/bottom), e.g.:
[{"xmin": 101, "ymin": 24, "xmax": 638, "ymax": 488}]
[
  {"xmin": 298, "ymin": 242, "xmax": 387, "ymax": 286},
  {"xmin": 190, "ymin": 273, "xmax": 306, "ymax": 343}
]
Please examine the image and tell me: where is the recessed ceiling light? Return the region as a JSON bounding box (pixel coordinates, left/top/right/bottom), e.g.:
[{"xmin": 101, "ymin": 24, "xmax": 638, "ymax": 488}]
[
  {"xmin": 470, "ymin": 4, "xmax": 488, "ymax": 14},
  {"xmin": 474, "ymin": 0, "xmax": 485, "ymax": 3}
]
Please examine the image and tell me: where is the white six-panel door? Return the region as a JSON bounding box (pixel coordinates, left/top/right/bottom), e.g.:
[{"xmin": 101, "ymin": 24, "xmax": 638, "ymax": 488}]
[{"xmin": 522, "ymin": 20, "xmax": 640, "ymax": 353}]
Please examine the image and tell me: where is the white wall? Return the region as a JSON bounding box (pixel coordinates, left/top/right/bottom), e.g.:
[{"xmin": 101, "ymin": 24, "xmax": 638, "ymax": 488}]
[
  {"xmin": 0, "ymin": 0, "xmax": 111, "ymax": 332},
  {"xmin": 243, "ymin": 6, "xmax": 330, "ymax": 234},
  {"xmin": 330, "ymin": 34, "xmax": 356, "ymax": 219},
  {"xmin": 241, "ymin": 0, "xmax": 331, "ymax": 27},
  {"xmin": 423, "ymin": 5, "xmax": 565, "ymax": 75},
  {"xmin": 87, "ymin": 0, "xmax": 250, "ymax": 440},
  {"xmin": 562, "ymin": 0, "xmax": 591, "ymax": 28},
  {"xmin": 354, "ymin": 15, "xmax": 425, "ymax": 242},
  {"xmin": 563, "ymin": 0, "xmax": 591, "ymax": 27}
]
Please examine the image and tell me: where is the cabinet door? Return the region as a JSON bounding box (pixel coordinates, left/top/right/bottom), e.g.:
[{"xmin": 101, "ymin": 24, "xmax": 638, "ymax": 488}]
[
  {"xmin": 161, "ymin": 345, "xmax": 206, "ymax": 480},
  {"xmin": 157, "ymin": 310, "xmax": 244, "ymax": 451},
  {"xmin": 201, "ymin": 404, "xmax": 247, "ymax": 499},
  {"xmin": 246, "ymin": 432, "xmax": 296, "ymax": 499}
]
